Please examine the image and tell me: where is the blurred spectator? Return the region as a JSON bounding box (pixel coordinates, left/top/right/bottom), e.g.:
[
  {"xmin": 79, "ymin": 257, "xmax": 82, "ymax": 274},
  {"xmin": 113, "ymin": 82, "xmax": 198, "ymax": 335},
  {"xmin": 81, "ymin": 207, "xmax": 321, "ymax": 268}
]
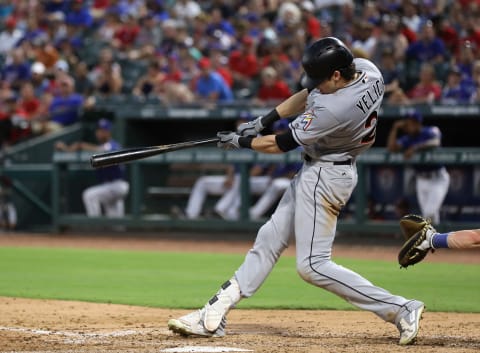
[
  {"xmin": 172, "ymin": 0, "xmax": 202, "ymax": 20},
  {"xmin": 91, "ymin": 0, "xmax": 110, "ymax": 20},
  {"xmin": 258, "ymin": 13, "xmax": 278, "ymax": 45},
  {"xmin": 96, "ymin": 11, "xmax": 121, "ymax": 43},
  {"xmin": 2, "ymin": 47, "xmax": 30, "ymax": 91},
  {"xmin": 205, "ymin": 7, "xmax": 236, "ymax": 49},
  {"xmin": 378, "ymin": 48, "xmax": 405, "ymax": 101},
  {"xmin": 275, "ymin": 2, "xmax": 304, "ymax": 46},
  {"xmin": 0, "ymin": 96, "xmax": 13, "ymax": 148},
  {"xmin": 454, "ymin": 41, "xmax": 476, "ymax": 81},
  {"xmin": 104, "ymin": 0, "xmax": 130, "ymax": 18},
  {"xmin": 254, "ymin": 66, "xmax": 292, "ymax": 106},
  {"xmin": 208, "ymin": 46, "xmax": 233, "ymax": 88},
  {"xmin": 47, "ymin": 75, "xmax": 84, "ymax": 132},
  {"xmin": 158, "ymin": 19, "xmax": 181, "ymax": 56},
  {"xmin": 406, "ymin": 20, "xmax": 448, "ymax": 63},
  {"xmin": 73, "ymin": 61, "xmax": 95, "ymax": 97},
  {"xmin": 29, "ymin": 61, "xmax": 51, "ymax": 97},
  {"xmin": 16, "ymin": 82, "xmax": 43, "ymax": 121},
  {"xmin": 132, "ymin": 59, "xmax": 163, "ymax": 98},
  {"xmin": 55, "ymin": 37, "xmax": 81, "ymax": 72},
  {"xmin": 258, "ymin": 39, "xmax": 292, "ymax": 82},
  {"xmin": 283, "ymin": 43, "xmax": 304, "ymax": 87},
  {"xmin": 160, "ymin": 81, "xmax": 196, "ymax": 106},
  {"xmin": 0, "ymin": 16, "xmax": 23, "ymax": 57},
  {"xmin": 468, "ymin": 60, "xmax": 480, "ymax": 103},
  {"xmin": 55, "ymin": 118, "xmax": 129, "ymax": 219},
  {"xmin": 441, "ymin": 66, "xmax": 472, "ymax": 105},
  {"xmin": 65, "ymin": 0, "xmax": 93, "ymax": 29},
  {"xmin": 0, "ymin": 184, "xmax": 17, "ymax": 231},
  {"xmin": 228, "ymin": 36, "xmax": 259, "ymax": 91},
  {"xmin": 31, "ymin": 35, "xmax": 60, "ymax": 71},
  {"xmin": 431, "ymin": 14, "xmax": 459, "ymax": 57},
  {"xmin": 18, "ymin": 16, "xmax": 47, "ymax": 49},
  {"xmin": 89, "ymin": 48, "xmax": 123, "ymax": 97},
  {"xmin": 46, "ymin": 11, "xmax": 68, "ymax": 44},
  {"xmin": 351, "ymin": 20, "xmax": 377, "ymax": 59},
  {"xmin": 130, "ymin": 12, "xmax": 162, "ymax": 60},
  {"xmin": 112, "ymin": 13, "xmax": 141, "ymax": 55},
  {"xmin": 191, "ymin": 57, "xmax": 233, "ymax": 106},
  {"xmin": 371, "ymin": 14, "xmax": 408, "ymax": 65},
  {"xmin": 401, "ymin": 0, "xmax": 422, "ymax": 34},
  {"xmin": 300, "ymin": 1, "xmax": 322, "ymax": 41},
  {"xmin": 461, "ymin": 15, "xmax": 480, "ymax": 53},
  {"xmin": 405, "ymin": 62, "xmax": 442, "ymax": 104}
]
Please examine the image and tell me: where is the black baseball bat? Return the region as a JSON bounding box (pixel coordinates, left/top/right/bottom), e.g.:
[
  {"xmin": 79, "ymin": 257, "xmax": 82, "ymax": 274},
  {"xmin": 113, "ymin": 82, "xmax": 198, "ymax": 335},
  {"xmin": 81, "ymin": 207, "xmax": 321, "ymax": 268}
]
[{"xmin": 90, "ymin": 137, "xmax": 219, "ymax": 168}]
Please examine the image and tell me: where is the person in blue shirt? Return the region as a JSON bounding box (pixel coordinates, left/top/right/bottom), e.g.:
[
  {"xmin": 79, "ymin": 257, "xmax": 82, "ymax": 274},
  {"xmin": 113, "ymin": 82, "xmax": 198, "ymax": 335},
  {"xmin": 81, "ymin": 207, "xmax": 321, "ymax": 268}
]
[
  {"xmin": 441, "ymin": 66, "xmax": 474, "ymax": 104},
  {"xmin": 55, "ymin": 118, "xmax": 129, "ymax": 218},
  {"xmin": 1, "ymin": 47, "xmax": 30, "ymax": 91},
  {"xmin": 406, "ymin": 21, "xmax": 448, "ymax": 64},
  {"xmin": 193, "ymin": 57, "xmax": 233, "ymax": 105},
  {"xmin": 387, "ymin": 111, "xmax": 450, "ymax": 224},
  {"xmin": 65, "ymin": 0, "xmax": 93, "ymax": 28},
  {"xmin": 47, "ymin": 75, "xmax": 84, "ymax": 131}
]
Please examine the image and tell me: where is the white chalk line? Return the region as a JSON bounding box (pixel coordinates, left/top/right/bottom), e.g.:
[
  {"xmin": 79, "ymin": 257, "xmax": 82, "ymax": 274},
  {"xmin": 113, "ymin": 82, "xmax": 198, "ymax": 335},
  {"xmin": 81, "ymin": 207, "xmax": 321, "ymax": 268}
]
[
  {"xmin": 161, "ymin": 347, "xmax": 253, "ymax": 353},
  {"xmin": 0, "ymin": 325, "xmax": 147, "ymax": 344}
]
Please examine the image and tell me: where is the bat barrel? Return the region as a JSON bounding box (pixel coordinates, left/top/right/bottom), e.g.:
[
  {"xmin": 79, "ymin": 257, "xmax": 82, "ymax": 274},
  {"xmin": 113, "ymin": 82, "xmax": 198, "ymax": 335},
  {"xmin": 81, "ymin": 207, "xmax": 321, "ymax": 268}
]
[{"xmin": 90, "ymin": 137, "xmax": 219, "ymax": 169}]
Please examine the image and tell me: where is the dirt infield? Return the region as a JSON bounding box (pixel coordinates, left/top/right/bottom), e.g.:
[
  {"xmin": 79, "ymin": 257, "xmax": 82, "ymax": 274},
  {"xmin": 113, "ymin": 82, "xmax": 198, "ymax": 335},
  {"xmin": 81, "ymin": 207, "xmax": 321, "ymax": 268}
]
[{"xmin": 0, "ymin": 232, "xmax": 479, "ymax": 353}]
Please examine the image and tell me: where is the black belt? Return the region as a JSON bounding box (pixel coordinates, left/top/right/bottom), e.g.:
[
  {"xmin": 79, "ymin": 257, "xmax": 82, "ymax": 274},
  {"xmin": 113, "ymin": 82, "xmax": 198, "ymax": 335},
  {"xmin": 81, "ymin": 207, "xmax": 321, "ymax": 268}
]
[{"xmin": 304, "ymin": 154, "xmax": 352, "ymax": 165}]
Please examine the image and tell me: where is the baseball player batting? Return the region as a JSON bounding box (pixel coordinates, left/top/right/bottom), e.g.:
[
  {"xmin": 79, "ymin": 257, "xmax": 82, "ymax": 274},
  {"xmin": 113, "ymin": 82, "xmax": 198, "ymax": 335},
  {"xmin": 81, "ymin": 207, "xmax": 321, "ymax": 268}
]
[{"xmin": 168, "ymin": 37, "xmax": 424, "ymax": 345}]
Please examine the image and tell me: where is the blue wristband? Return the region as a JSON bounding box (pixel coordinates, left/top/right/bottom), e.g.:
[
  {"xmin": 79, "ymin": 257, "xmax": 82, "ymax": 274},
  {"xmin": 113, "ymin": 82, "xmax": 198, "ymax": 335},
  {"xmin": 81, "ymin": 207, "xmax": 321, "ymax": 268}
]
[{"xmin": 432, "ymin": 233, "xmax": 450, "ymax": 249}]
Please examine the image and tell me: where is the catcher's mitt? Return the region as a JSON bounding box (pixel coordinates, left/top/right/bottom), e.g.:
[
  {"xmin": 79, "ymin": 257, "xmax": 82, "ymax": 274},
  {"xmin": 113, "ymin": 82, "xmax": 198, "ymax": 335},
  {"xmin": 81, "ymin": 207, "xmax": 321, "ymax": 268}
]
[{"xmin": 397, "ymin": 214, "xmax": 436, "ymax": 268}]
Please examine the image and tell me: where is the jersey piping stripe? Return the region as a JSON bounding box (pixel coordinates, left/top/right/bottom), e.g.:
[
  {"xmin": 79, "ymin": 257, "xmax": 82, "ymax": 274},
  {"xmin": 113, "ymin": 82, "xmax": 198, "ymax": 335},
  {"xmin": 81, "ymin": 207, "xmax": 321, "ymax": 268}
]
[{"xmin": 308, "ymin": 167, "xmax": 403, "ymax": 309}]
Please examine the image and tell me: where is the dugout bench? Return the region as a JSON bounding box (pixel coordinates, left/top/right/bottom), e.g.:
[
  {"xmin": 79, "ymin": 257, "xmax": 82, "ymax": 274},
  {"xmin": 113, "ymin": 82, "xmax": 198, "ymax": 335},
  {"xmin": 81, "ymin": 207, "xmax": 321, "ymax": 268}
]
[{"xmin": 50, "ymin": 148, "xmax": 480, "ymax": 234}]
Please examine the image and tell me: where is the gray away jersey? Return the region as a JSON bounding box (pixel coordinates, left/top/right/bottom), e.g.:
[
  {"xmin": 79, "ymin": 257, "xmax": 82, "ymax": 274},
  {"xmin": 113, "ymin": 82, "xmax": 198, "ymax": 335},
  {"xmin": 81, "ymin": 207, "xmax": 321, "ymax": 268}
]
[{"xmin": 291, "ymin": 58, "xmax": 384, "ymax": 162}]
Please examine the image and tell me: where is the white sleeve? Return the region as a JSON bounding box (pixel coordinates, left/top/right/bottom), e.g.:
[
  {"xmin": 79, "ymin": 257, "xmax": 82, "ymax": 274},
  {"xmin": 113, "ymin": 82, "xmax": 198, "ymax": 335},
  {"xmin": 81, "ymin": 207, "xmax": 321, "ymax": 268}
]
[{"xmin": 290, "ymin": 107, "xmax": 339, "ymax": 146}]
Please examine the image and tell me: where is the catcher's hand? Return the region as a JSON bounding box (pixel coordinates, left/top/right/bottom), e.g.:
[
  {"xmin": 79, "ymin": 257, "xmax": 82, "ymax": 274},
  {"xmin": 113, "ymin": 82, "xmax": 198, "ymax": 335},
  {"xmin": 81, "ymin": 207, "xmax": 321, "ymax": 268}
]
[{"xmin": 397, "ymin": 214, "xmax": 436, "ymax": 268}]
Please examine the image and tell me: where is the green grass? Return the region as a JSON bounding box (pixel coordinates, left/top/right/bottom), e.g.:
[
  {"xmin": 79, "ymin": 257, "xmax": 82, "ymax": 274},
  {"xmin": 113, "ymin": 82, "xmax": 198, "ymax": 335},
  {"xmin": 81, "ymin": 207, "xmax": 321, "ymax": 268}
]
[{"xmin": 0, "ymin": 246, "xmax": 478, "ymax": 312}]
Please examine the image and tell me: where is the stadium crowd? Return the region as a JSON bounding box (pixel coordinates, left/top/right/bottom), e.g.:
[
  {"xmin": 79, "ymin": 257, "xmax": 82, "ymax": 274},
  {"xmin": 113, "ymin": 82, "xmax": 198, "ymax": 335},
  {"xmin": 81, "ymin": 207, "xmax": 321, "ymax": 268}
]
[{"xmin": 1, "ymin": 0, "xmax": 480, "ymax": 148}]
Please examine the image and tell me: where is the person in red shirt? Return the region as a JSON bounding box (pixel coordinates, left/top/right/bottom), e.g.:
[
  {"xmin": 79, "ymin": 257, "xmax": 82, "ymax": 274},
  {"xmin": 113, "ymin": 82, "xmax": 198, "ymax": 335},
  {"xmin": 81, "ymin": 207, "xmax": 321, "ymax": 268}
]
[
  {"xmin": 300, "ymin": 1, "xmax": 321, "ymax": 40},
  {"xmin": 209, "ymin": 46, "xmax": 233, "ymax": 87},
  {"xmin": 228, "ymin": 36, "xmax": 259, "ymax": 89},
  {"xmin": 16, "ymin": 82, "xmax": 42, "ymax": 120},
  {"xmin": 112, "ymin": 13, "xmax": 141, "ymax": 53},
  {"xmin": 254, "ymin": 66, "xmax": 292, "ymax": 106},
  {"xmin": 407, "ymin": 63, "xmax": 442, "ymax": 104}
]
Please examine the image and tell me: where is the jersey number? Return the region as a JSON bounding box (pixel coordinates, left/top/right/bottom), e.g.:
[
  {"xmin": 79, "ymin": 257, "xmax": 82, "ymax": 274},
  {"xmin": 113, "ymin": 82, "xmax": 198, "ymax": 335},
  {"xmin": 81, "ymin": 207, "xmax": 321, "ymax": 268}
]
[{"xmin": 361, "ymin": 111, "xmax": 378, "ymax": 144}]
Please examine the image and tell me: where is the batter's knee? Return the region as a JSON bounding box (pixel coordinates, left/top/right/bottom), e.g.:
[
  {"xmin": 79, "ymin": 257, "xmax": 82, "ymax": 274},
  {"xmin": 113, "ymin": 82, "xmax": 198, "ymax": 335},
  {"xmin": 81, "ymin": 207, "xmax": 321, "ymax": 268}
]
[
  {"xmin": 256, "ymin": 221, "xmax": 289, "ymax": 258},
  {"xmin": 296, "ymin": 257, "xmax": 330, "ymax": 285}
]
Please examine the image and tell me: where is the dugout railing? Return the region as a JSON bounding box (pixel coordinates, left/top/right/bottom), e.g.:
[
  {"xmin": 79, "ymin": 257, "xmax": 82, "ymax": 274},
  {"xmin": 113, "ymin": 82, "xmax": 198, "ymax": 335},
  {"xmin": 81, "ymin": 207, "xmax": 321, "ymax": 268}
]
[{"xmin": 48, "ymin": 147, "xmax": 480, "ymax": 234}]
